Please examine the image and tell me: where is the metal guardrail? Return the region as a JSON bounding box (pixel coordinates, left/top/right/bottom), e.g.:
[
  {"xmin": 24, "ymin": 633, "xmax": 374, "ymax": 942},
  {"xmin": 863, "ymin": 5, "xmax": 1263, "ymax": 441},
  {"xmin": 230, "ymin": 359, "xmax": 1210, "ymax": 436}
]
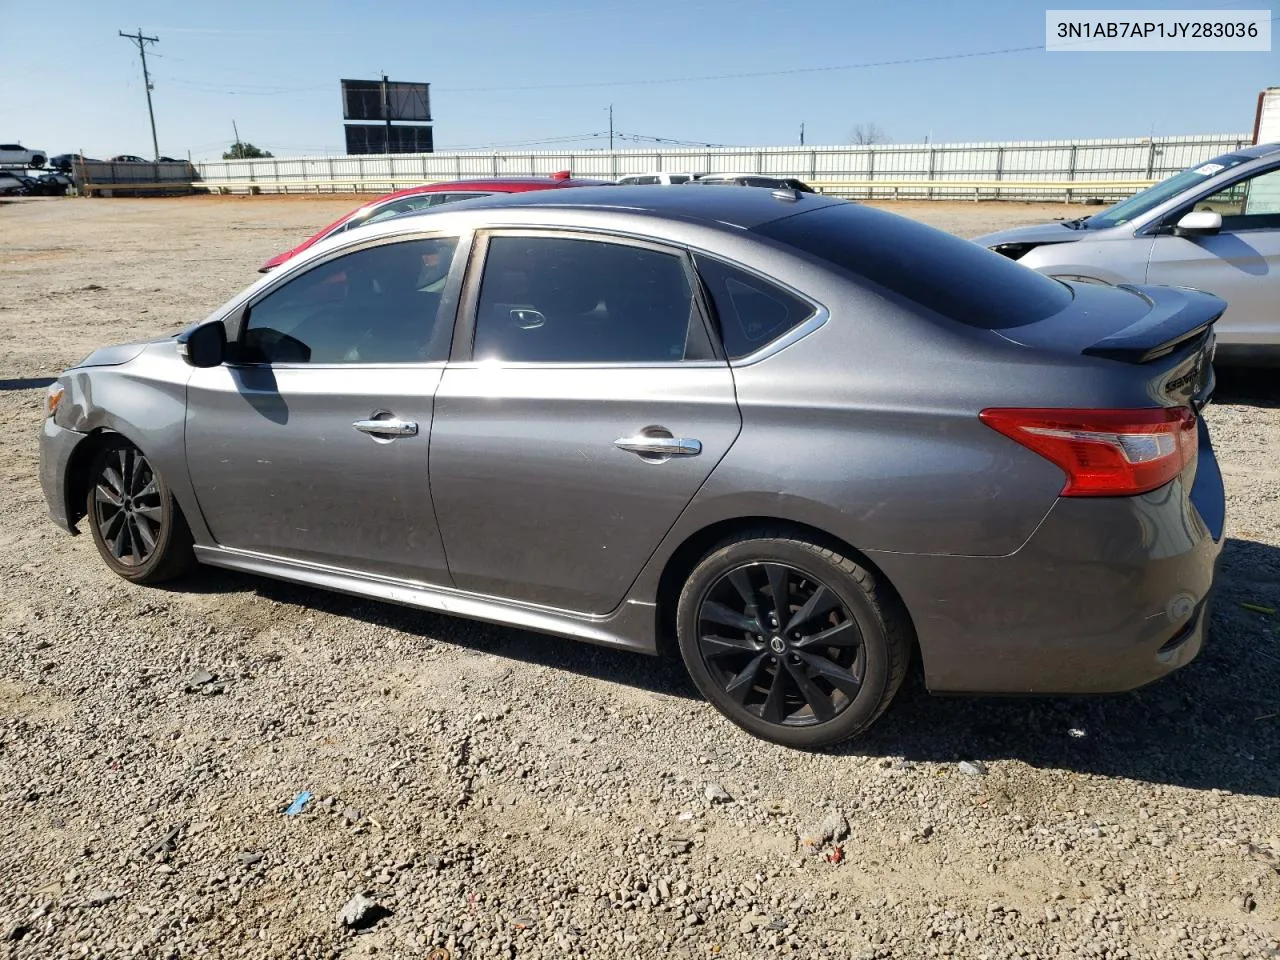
[
  {"xmin": 79, "ymin": 180, "xmax": 196, "ymax": 196},
  {"xmin": 189, "ymin": 176, "xmax": 1163, "ymax": 203},
  {"xmin": 75, "ymin": 134, "xmax": 1250, "ymax": 203}
]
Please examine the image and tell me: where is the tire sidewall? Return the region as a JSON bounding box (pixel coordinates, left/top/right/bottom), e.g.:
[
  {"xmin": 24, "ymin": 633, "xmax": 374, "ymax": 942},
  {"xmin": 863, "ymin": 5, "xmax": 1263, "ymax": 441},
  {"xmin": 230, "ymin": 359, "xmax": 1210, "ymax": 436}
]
[
  {"xmin": 677, "ymin": 537, "xmax": 893, "ymax": 749},
  {"xmin": 85, "ymin": 438, "xmax": 177, "ymax": 583}
]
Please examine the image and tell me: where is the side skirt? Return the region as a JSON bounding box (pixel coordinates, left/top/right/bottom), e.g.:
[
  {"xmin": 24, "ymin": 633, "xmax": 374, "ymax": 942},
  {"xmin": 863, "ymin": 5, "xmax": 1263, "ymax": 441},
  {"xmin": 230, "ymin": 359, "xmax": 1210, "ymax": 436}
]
[{"xmin": 192, "ymin": 545, "xmax": 659, "ymax": 655}]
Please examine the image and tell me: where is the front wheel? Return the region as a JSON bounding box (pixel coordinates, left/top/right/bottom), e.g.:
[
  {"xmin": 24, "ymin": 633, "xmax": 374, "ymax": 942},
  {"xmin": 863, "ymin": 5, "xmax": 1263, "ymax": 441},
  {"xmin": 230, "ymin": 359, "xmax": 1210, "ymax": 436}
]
[
  {"xmin": 85, "ymin": 437, "xmax": 195, "ymax": 584},
  {"xmin": 676, "ymin": 530, "xmax": 911, "ymax": 748}
]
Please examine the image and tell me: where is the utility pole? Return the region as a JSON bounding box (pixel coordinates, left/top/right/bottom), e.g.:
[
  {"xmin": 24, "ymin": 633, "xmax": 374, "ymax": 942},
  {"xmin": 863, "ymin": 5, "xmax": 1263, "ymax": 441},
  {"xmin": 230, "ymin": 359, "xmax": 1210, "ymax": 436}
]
[
  {"xmin": 799, "ymin": 122, "xmax": 805, "ymax": 146},
  {"xmin": 232, "ymin": 120, "xmax": 241, "ymax": 159},
  {"xmin": 119, "ymin": 28, "xmax": 160, "ymax": 160},
  {"xmin": 609, "ymin": 104, "xmax": 614, "ymax": 151},
  {"xmin": 382, "ymin": 74, "xmax": 393, "ymax": 154}
]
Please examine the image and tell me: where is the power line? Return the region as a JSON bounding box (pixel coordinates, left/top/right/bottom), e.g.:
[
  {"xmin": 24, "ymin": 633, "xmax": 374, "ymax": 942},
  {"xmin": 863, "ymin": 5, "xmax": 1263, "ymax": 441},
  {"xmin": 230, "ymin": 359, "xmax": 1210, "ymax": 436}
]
[
  {"xmin": 119, "ymin": 28, "xmax": 161, "ymax": 160},
  {"xmin": 437, "ymin": 44, "xmax": 1047, "ymax": 93},
  {"xmin": 436, "ymin": 20, "xmax": 1280, "ymax": 94}
]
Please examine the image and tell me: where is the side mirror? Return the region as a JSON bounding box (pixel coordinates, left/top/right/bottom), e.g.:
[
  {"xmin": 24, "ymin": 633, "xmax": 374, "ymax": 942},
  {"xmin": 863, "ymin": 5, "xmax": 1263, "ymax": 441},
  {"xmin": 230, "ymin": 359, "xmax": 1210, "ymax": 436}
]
[
  {"xmin": 177, "ymin": 320, "xmax": 227, "ymax": 367},
  {"xmin": 1173, "ymin": 210, "xmax": 1223, "ymax": 237}
]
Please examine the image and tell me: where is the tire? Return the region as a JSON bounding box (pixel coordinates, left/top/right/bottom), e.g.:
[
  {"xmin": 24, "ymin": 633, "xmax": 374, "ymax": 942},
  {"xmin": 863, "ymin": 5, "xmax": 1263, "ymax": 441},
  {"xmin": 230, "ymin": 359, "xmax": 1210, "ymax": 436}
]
[
  {"xmin": 676, "ymin": 529, "xmax": 911, "ymax": 748},
  {"xmin": 30, "ymin": 155, "xmax": 45, "ymax": 169},
  {"xmin": 84, "ymin": 436, "xmax": 195, "ymax": 584}
]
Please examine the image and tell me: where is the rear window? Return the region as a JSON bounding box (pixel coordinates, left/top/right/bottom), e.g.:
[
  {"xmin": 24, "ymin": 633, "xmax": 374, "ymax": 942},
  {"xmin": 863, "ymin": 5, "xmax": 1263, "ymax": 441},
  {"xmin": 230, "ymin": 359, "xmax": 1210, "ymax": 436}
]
[{"xmin": 754, "ymin": 204, "xmax": 1073, "ymax": 330}]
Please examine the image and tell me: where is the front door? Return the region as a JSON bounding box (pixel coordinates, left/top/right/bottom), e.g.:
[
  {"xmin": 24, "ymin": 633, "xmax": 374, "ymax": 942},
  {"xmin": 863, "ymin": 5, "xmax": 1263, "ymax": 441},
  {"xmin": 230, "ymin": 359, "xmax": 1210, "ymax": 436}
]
[
  {"xmin": 185, "ymin": 235, "xmax": 462, "ymax": 583},
  {"xmin": 429, "ymin": 231, "xmax": 742, "ymax": 614},
  {"xmin": 1147, "ymin": 163, "xmax": 1280, "ymax": 349}
]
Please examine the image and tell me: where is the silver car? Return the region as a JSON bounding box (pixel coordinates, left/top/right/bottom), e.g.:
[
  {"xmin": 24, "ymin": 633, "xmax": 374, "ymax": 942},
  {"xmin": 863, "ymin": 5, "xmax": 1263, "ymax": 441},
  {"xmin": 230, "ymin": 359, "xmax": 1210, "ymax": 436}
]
[
  {"xmin": 40, "ymin": 187, "xmax": 1226, "ymax": 747},
  {"xmin": 975, "ymin": 142, "xmax": 1280, "ymax": 365}
]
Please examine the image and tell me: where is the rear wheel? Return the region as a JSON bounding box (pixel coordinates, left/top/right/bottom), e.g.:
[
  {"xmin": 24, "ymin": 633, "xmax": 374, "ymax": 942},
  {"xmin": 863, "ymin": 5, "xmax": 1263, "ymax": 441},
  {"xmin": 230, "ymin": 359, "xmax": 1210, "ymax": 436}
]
[
  {"xmin": 676, "ymin": 530, "xmax": 910, "ymax": 748},
  {"xmin": 85, "ymin": 437, "xmax": 194, "ymax": 584}
]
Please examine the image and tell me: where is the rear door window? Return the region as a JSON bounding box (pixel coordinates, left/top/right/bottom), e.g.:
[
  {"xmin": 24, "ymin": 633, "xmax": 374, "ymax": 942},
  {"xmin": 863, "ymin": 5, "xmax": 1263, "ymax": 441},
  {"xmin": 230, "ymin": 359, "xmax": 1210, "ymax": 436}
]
[
  {"xmin": 754, "ymin": 204, "xmax": 1072, "ymax": 329},
  {"xmin": 472, "ymin": 235, "xmax": 708, "ymax": 363}
]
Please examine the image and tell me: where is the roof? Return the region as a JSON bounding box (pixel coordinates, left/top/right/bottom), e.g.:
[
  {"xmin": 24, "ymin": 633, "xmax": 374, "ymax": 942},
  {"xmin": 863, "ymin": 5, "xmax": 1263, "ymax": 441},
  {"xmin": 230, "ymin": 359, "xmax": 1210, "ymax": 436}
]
[
  {"xmin": 375, "ymin": 176, "xmax": 610, "ymax": 200},
  {"xmin": 1232, "ymin": 141, "xmax": 1280, "ymax": 158},
  {"xmin": 431, "ymin": 183, "xmax": 846, "ymax": 230}
]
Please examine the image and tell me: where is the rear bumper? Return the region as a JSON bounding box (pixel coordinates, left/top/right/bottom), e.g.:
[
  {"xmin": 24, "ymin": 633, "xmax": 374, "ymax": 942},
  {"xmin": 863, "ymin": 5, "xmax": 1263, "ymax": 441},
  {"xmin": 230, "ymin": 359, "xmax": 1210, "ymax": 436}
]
[
  {"xmin": 39, "ymin": 417, "xmax": 88, "ymax": 534},
  {"xmin": 874, "ymin": 420, "xmax": 1225, "ymax": 695}
]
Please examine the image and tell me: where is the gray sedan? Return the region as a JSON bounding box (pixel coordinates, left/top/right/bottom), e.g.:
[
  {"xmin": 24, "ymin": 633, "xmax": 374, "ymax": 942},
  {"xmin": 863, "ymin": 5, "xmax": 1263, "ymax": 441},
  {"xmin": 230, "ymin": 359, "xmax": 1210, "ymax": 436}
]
[
  {"xmin": 975, "ymin": 142, "xmax": 1280, "ymax": 365},
  {"xmin": 39, "ymin": 187, "xmax": 1226, "ymax": 747}
]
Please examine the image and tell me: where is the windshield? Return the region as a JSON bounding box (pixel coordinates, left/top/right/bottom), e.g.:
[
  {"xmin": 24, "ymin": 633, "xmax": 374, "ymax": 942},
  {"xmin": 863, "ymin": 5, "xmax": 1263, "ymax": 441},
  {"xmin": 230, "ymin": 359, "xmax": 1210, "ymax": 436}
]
[{"xmin": 1083, "ymin": 152, "xmax": 1254, "ymax": 229}]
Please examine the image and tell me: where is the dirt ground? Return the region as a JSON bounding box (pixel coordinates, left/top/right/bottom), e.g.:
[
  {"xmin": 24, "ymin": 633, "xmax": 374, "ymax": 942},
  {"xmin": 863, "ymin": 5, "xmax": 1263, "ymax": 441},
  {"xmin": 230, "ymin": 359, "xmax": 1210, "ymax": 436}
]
[{"xmin": 1, "ymin": 195, "xmax": 1278, "ymax": 960}]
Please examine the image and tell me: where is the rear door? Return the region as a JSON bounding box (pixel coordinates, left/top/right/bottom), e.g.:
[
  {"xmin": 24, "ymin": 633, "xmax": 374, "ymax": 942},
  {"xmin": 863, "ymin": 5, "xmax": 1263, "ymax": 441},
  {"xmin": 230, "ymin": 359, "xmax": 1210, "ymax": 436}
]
[
  {"xmin": 1146, "ymin": 163, "xmax": 1280, "ymax": 349},
  {"xmin": 428, "ymin": 231, "xmax": 741, "ymax": 614}
]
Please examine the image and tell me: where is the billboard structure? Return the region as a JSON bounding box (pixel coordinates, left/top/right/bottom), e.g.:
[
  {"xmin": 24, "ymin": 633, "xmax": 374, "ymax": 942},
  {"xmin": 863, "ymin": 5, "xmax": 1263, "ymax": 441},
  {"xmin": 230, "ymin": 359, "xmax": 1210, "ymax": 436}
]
[
  {"xmin": 344, "ymin": 124, "xmax": 435, "ymax": 155},
  {"xmin": 340, "ymin": 77, "xmax": 433, "ymax": 155}
]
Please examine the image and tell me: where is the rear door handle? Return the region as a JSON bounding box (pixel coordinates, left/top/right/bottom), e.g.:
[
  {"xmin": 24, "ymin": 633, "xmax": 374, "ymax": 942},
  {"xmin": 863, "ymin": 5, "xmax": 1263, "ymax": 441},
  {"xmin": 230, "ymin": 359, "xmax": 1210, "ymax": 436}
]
[
  {"xmin": 613, "ymin": 435, "xmax": 702, "ymax": 457},
  {"xmin": 353, "ymin": 417, "xmax": 418, "ymax": 437}
]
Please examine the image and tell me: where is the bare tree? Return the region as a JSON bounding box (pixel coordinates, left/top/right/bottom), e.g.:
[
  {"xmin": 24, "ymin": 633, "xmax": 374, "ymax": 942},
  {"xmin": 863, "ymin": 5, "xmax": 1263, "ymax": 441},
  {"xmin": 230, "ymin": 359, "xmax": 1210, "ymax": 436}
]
[{"xmin": 851, "ymin": 123, "xmax": 890, "ymax": 145}]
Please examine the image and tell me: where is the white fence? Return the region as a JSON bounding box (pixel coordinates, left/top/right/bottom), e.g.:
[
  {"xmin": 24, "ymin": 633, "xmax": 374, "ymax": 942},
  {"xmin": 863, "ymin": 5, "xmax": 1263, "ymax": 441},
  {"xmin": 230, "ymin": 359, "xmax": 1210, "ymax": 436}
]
[{"xmin": 84, "ymin": 134, "xmax": 1256, "ymax": 202}]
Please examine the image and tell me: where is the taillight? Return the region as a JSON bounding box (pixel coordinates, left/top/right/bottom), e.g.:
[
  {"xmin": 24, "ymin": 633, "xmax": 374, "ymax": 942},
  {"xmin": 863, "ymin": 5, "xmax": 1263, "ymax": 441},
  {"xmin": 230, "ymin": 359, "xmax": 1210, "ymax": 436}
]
[{"xmin": 979, "ymin": 407, "xmax": 1197, "ymax": 497}]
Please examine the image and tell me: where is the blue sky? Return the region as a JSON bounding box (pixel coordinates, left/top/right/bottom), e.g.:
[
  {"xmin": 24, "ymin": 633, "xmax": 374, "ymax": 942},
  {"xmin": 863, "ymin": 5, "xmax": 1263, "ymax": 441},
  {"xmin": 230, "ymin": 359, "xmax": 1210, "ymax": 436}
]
[{"xmin": 2, "ymin": 0, "xmax": 1275, "ymax": 160}]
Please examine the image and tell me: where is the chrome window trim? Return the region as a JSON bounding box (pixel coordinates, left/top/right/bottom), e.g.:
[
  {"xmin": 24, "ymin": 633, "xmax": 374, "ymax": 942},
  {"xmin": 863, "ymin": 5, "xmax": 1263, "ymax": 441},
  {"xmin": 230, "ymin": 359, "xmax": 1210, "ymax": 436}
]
[{"xmin": 728, "ymin": 305, "xmax": 831, "ymax": 367}]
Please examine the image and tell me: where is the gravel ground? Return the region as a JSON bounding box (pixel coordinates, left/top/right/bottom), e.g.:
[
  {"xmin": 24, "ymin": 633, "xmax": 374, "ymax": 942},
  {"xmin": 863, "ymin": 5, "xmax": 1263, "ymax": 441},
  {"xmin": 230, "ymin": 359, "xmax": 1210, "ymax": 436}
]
[{"xmin": 1, "ymin": 195, "xmax": 1278, "ymax": 960}]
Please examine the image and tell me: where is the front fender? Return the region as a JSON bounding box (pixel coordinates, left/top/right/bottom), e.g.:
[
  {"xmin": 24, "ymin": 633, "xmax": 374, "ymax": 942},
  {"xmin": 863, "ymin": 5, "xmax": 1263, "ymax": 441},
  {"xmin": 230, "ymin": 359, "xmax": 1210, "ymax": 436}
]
[{"xmin": 56, "ymin": 351, "xmax": 209, "ymax": 544}]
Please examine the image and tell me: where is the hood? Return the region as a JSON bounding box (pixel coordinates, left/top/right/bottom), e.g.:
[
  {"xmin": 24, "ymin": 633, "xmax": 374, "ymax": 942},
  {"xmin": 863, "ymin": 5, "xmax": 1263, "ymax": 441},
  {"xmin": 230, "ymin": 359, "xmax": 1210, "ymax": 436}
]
[
  {"xmin": 258, "ymin": 248, "xmax": 296, "ymax": 273},
  {"xmin": 73, "ymin": 332, "xmax": 178, "ymax": 369},
  {"xmin": 971, "ymin": 221, "xmax": 1086, "ymax": 260}
]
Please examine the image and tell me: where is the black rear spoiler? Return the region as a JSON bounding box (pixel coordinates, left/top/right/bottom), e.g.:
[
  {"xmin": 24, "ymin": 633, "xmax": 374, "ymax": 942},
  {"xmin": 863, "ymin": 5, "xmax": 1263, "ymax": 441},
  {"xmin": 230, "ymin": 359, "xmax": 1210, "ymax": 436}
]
[{"xmin": 1082, "ymin": 284, "xmax": 1225, "ymax": 364}]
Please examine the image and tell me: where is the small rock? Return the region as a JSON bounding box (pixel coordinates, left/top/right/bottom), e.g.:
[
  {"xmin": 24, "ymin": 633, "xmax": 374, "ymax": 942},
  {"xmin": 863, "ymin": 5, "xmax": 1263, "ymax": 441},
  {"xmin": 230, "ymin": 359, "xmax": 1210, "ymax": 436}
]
[
  {"xmin": 1236, "ymin": 891, "xmax": 1256, "ymax": 914},
  {"xmin": 4, "ymin": 924, "xmax": 31, "ymax": 943},
  {"xmin": 184, "ymin": 670, "xmax": 215, "ymax": 692},
  {"xmin": 800, "ymin": 810, "xmax": 849, "ymax": 848},
  {"xmin": 85, "ymin": 889, "xmax": 121, "ymax": 907},
  {"xmin": 739, "ymin": 914, "xmax": 763, "ymax": 934},
  {"xmin": 200, "ymin": 682, "xmax": 226, "ymax": 697},
  {"xmin": 144, "ymin": 824, "xmax": 184, "ymax": 857},
  {"xmin": 338, "ymin": 893, "xmax": 381, "ymax": 929},
  {"xmin": 238, "ymin": 851, "xmax": 264, "ymax": 868},
  {"xmin": 958, "ymin": 760, "xmax": 988, "ymax": 777},
  {"xmin": 666, "ymin": 839, "xmax": 694, "ymax": 855},
  {"xmin": 704, "ymin": 783, "xmax": 732, "ymax": 804},
  {"xmin": 343, "ymin": 807, "xmax": 362, "ymax": 826}
]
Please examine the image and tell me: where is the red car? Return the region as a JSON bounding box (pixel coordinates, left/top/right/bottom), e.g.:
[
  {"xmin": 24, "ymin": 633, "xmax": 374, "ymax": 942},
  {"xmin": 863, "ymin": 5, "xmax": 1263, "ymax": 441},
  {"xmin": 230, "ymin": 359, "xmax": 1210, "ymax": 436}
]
[{"xmin": 258, "ymin": 172, "xmax": 611, "ymax": 272}]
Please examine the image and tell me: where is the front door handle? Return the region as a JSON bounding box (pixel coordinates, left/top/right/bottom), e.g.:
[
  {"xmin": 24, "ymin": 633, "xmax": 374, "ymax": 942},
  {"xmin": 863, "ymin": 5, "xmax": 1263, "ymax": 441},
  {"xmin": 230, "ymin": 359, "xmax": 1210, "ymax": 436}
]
[
  {"xmin": 614, "ymin": 434, "xmax": 702, "ymax": 457},
  {"xmin": 353, "ymin": 417, "xmax": 418, "ymax": 437}
]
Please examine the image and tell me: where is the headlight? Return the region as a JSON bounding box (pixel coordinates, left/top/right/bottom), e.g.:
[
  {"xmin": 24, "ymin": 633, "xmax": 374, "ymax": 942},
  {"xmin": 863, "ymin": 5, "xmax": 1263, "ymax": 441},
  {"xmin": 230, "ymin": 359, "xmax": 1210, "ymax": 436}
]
[{"xmin": 45, "ymin": 383, "xmax": 65, "ymax": 419}]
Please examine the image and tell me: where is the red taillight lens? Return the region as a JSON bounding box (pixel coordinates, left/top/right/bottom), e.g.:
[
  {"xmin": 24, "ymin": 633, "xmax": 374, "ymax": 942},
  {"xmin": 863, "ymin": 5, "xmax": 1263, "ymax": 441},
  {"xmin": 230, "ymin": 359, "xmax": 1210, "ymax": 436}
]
[{"xmin": 980, "ymin": 407, "xmax": 1197, "ymax": 497}]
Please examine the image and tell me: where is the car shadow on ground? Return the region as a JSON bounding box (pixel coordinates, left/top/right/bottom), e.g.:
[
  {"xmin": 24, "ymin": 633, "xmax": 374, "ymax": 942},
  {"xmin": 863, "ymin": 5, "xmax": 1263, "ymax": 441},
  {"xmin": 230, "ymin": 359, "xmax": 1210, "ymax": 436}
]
[
  {"xmin": 1213, "ymin": 366, "xmax": 1280, "ymax": 409},
  {"xmin": 178, "ymin": 534, "xmax": 1280, "ymax": 797},
  {"xmin": 0, "ymin": 377, "xmax": 55, "ymax": 391}
]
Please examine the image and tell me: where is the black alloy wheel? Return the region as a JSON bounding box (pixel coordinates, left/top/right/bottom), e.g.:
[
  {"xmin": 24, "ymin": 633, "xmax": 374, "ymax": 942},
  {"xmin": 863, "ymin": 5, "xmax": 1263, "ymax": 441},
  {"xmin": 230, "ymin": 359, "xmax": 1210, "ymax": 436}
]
[
  {"xmin": 92, "ymin": 444, "xmax": 163, "ymax": 567},
  {"xmin": 676, "ymin": 530, "xmax": 910, "ymax": 748},
  {"xmin": 85, "ymin": 437, "xmax": 195, "ymax": 584},
  {"xmin": 696, "ymin": 562, "xmax": 865, "ymax": 726}
]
